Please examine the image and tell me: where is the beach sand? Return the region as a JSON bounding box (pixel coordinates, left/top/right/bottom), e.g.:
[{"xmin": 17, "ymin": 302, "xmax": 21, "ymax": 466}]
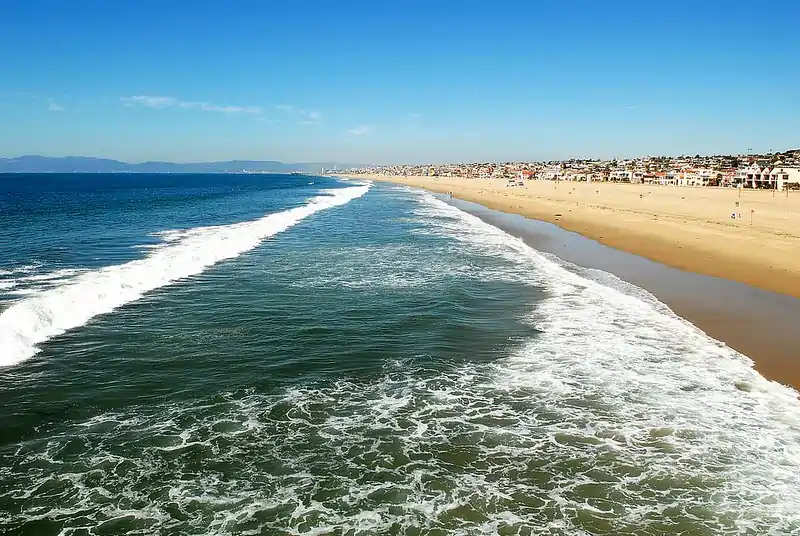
[{"xmin": 347, "ymin": 174, "xmax": 800, "ymax": 300}]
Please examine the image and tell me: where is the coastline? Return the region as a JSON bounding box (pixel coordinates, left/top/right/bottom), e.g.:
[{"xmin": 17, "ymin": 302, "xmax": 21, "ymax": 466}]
[
  {"xmin": 345, "ymin": 174, "xmax": 800, "ymax": 300},
  {"xmin": 342, "ymin": 174, "xmax": 800, "ymax": 391}
]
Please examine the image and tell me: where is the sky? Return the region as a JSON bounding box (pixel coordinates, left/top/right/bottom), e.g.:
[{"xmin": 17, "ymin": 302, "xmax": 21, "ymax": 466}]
[{"xmin": 1, "ymin": 0, "xmax": 798, "ymax": 164}]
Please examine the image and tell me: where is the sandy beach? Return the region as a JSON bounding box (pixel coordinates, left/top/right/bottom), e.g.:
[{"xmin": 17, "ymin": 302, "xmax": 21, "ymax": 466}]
[
  {"xmin": 347, "ymin": 174, "xmax": 800, "ymax": 300},
  {"xmin": 446, "ymin": 196, "xmax": 800, "ymax": 392}
]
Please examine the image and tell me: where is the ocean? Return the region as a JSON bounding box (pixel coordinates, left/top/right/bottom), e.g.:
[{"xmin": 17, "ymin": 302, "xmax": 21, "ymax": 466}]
[{"xmin": 0, "ymin": 173, "xmax": 798, "ymax": 535}]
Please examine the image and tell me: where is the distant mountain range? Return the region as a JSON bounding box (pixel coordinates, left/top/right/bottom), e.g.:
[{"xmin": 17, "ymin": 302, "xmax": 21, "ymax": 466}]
[{"xmin": 0, "ymin": 156, "xmax": 356, "ymax": 174}]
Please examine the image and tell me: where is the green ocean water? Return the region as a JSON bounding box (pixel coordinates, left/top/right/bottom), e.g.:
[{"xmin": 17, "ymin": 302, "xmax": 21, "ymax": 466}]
[{"xmin": 1, "ymin": 175, "xmax": 799, "ymax": 535}]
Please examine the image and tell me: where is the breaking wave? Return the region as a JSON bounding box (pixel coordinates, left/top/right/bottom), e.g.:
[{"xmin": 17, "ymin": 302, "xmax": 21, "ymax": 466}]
[{"xmin": 0, "ymin": 184, "xmax": 370, "ymax": 367}]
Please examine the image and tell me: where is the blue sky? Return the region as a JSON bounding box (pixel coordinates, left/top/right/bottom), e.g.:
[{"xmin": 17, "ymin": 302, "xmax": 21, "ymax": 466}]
[{"xmin": 1, "ymin": 0, "xmax": 798, "ymax": 164}]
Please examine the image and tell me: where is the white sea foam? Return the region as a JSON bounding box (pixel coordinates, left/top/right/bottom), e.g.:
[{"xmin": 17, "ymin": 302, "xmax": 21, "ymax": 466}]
[
  {"xmin": 0, "ymin": 264, "xmax": 40, "ymax": 276},
  {"xmin": 0, "ymin": 268, "xmax": 87, "ymax": 301},
  {"xmin": 18, "ymin": 268, "xmax": 86, "ymax": 282},
  {"xmin": 0, "ymin": 184, "xmax": 370, "ymax": 367},
  {"xmin": 7, "ymin": 350, "xmax": 798, "ymax": 533},
  {"xmin": 6, "ymin": 289, "xmax": 42, "ymax": 297},
  {"xmin": 0, "ymin": 265, "xmax": 40, "ymax": 292},
  {"xmin": 411, "ymin": 190, "xmax": 800, "ymax": 522}
]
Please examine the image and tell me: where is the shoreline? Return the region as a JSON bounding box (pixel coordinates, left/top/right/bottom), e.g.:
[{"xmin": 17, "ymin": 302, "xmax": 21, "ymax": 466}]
[
  {"xmin": 449, "ymin": 196, "xmax": 800, "ymax": 392},
  {"xmin": 344, "ymin": 174, "xmax": 800, "ymax": 300},
  {"xmin": 342, "ymin": 174, "xmax": 800, "ymax": 392}
]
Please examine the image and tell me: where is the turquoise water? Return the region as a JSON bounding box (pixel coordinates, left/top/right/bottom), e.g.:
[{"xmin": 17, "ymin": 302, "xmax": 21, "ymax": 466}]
[{"xmin": 1, "ymin": 174, "xmax": 799, "ymax": 535}]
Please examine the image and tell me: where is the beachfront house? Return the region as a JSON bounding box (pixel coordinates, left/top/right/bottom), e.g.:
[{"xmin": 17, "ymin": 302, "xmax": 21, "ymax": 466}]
[
  {"xmin": 535, "ymin": 166, "xmax": 562, "ymax": 181},
  {"xmin": 697, "ymin": 168, "xmax": 718, "ymax": 185},
  {"xmin": 678, "ymin": 172, "xmax": 703, "ymax": 187},
  {"xmin": 676, "ymin": 168, "xmax": 716, "ymax": 187},
  {"xmin": 734, "ymin": 164, "xmax": 800, "ymax": 190},
  {"xmin": 660, "ymin": 172, "xmax": 677, "ymax": 185},
  {"xmin": 770, "ymin": 166, "xmax": 800, "ymax": 190},
  {"xmin": 734, "ymin": 164, "xmax": 763, "ymax": 187},
  {"xmin": 547, "ymin": 166, "xmax": 563, "ymax": 180},
  {"xmin": 643, "ymin": 172, "xmax": 676, "ymax": 185},
  {"xmin": 609, "ymin": 170, "xmax": 633, "ymax": 182},
  {"xmin": 492, "ymin": 167, "xmax": 508, "ymax": 179},
  {"xmin": 720, "ymin": 171, "xmax": 737, "ymax": 187},
  {"xmin": 665, "ymin": 170, "xmax": 682, "ymax": 185}
]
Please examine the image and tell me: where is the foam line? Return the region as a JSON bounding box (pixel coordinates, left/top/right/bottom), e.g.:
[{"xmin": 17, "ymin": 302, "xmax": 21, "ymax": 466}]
[{"xmin": 0, "ymin": 184, "xmax": 370, "ymax": 367}]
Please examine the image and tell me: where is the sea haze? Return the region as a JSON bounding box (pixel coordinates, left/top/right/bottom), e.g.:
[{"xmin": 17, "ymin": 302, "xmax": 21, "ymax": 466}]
[{"xmin": 0, "ymin": 174, "xmax": 798, "ymax": 535}]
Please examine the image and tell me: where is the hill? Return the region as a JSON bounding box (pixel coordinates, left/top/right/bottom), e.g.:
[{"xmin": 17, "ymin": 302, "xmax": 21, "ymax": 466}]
[{"xmin": 0, "ymin": 156, "xmax": 355, "ymax": 174}]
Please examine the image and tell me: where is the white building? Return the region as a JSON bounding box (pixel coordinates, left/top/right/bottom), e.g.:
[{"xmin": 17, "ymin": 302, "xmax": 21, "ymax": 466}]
[
  {"xmin": 538, "ymin": 166, "xmax": 563, "ymax": 180},
  {"xmin": 734, "ymin": 164, "xmax": 800, "ymax": 190},
  {"xmin": 678, "ymin": 172, "xmax": 703, "ymax": 187},
  {"xmin": 770, "ymin": 166, "xmax": 800, "ymax": 190},
  {"xmin": 696, "ymin": 168, "xmax": 718, "ymax": 184},
  {"xmin": 672, "ymin": 168, "xmax": 716, "ymax": 187},
  {"xmin": 678, "ymin": 173, "xmax": 703, "ymax": 187}
]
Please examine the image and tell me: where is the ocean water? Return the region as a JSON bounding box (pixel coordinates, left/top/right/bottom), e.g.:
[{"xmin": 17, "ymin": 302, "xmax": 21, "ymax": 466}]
[{"xmin": 0, "ymin": 174, "xmax": 799, "ymax": 536}]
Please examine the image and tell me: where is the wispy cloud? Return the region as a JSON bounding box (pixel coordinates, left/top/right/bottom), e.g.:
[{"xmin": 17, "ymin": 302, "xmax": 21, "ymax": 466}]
[
  {"xmin": 410, "ymin": 112, "xmax": 422, "ymax": 119},
  {"xmin": 348, "ymin": 125, "xmax": 370, "ymax": 135},
  {"xmin": 179, "ymin": 101, "xmax": 262, "ymax": 113},
  {"xmin": 121, "ymin": 95, "xmax": 261, "ymax": 114},
  {"xmin": 47, "ymin": 100, "xmax": 65, "ymax": 112},
  {"xmin": 121, "ymin": 95, "xmax": 176, "ymax": 108},
  {"xmin": 277, "ymin": 104, "xmax": 321, "ymax": 123}
]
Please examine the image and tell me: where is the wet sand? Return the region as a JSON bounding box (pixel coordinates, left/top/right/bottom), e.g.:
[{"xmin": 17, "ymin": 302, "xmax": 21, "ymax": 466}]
[{"xmin": 446, "ymin": 195, "xmax": 800, "ymax": 393}]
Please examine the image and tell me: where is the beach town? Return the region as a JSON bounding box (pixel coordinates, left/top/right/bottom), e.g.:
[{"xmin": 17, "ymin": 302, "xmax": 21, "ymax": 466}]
[{"xmin": 343, "ymin": 148, "xmax": 800, "ymax": 190}]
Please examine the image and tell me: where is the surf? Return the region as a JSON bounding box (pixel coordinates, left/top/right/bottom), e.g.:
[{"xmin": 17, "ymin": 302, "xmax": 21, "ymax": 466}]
[
  {"xmin": 0, "ymin": 184, "xmax": 370, "ymax": 367},
  {"xmin": 2, "ymin": 184, "xmax": 799, "ymax": 534},
  {"xmin": 408, "ymin": 189, "xmax": 800, "ymax": 527}
]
